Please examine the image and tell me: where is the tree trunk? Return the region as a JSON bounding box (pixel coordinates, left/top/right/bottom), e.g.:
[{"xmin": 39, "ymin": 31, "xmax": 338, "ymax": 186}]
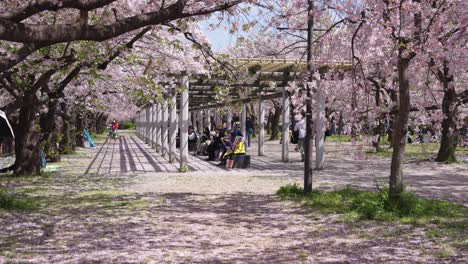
[
  {"xmin": 266, "ymin": 110, "xmax": 273, "ymax": 135},
  {"xmin": 387, "ymin": 85, "xmax": 398, "ymax": 148},
  {"xmin": 59, "ymin": 103, "xmax": 74, "ymax": 155},
  {"xmin": 248, "ymin": 103, "xmax": 257, "ymax": 137},
  {"xmin": 95, "ymin": 112, "xmax": 107, "ymax": 134},
  {"xmin": 75, "ymin": 113, "xmax": 85, "ymax": 147},
  {"xmin": 436, "ymin": 63, "xmax": 459, "ymax": 163},
  {"xmin": 40, "ymin": 101, "xmax": 61, "ymax": 162},
  {"xmin": 270, "ymin": 103, "xmax": 282, "ymax": 140},
  {"xmin": 389, "ymin": 52, "xmax": 411, "ymax": 198},
  {"xmin": 337, "ymin": 113, "xmax": 344, "ymax": 135},
  {"xmin": 14, "ymin": 98, "xmax": 42, "ymax": 176},
  {"xmin": 87, "ymin": 112, "xmax": 96, "ymax": 134},
  {"xmin": 373, "ymin": 118, "xmax": 386, "ymax": 152}
]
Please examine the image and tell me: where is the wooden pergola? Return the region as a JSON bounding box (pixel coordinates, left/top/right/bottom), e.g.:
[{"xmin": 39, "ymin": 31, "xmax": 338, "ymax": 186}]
[{"xmin": 135, "ymin": 58, "xmax": 352, "ymax": 170}]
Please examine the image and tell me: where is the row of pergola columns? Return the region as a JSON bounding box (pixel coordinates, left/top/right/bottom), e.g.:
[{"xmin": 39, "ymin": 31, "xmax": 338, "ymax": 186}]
[
  {"xmin": 136, "ymin": 81, "xmax": 326, "ymax": 168},
  {"xmin": 136, "ymin": 76, "xmax": 190, "ymax": 170}
]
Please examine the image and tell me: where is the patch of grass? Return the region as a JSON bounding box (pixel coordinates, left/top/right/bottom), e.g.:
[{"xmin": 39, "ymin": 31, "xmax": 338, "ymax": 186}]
[
  {"xmin": 278, "ymin": 184, "xmax": 468, "ymax": 255},
  {"xmin": 0, "ymin": 188, "xmax": 39, "ymax": 211},
  {"xmin": 178, "ymin": 165, "xmax": 189, "ymax": 173},
  {"xmin": 119, "ymin": 121, "xmax": 136, "ymax": 130},
  {"xmin": 368, "ymin": 143, "xmax": 442, "ymax": 159},
  {"xmin": 62, "ymin": 151, "xmax": 89, "ymax": 158},
  {"xmin": 46, "ymin": 190, "xmax": 157, "ymax": 211},
  {"xmin": 434, "ymin": 245, "xmax": 457, "ymax": 258},
  {"xmin": 90, "ymin": 132, "xmax": 108, "ymax": 144},
  {"xmin": 456, "ymin": 146, "xmax": 468, "ymax": 153},
  {"xmin": 277, "ymin": 184, "xmax": 468, "ymax": 223},
  {"xmin": 326, "ymin": 135, "xmax": 353, "ymax": 142}
]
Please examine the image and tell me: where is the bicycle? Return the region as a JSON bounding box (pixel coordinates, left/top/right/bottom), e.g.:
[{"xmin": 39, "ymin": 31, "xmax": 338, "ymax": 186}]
[{"xmin": 107, "ymin": 128, "xmax": 119, "ymax": 141}]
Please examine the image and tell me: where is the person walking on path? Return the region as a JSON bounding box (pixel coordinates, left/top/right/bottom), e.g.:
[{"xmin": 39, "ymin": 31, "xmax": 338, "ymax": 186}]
[
  {"xmin": 111, "ymin": 120, "xmax": 119, "ymax": 141},
  {"xmin": 294, "ymin": 112, "xmax": 306, "ymax": 162},
  {"xmin": 246, "ymin": 117, "xmax": 253, "ymax": 148}
]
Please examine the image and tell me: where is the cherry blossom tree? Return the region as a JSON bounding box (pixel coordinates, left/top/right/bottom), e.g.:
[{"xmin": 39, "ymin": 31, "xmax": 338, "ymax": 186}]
[
  {"xmin": 227, "ymin": 0, "xmax": 467, "ymax": 197},
  {"xmin": 0, "ymin": 0, "xmax": 249, "ymax": 176}
]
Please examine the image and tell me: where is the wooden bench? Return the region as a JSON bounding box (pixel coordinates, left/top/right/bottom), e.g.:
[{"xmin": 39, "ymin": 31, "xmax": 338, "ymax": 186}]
[{"xmin": 232, "ymin": 155, "xmax": 250, "ymax": 169}]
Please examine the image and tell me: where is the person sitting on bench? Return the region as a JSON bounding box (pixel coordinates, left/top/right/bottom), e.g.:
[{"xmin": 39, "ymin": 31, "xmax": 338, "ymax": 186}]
[
  {"xmin": 188, "ymin": 126, "xmax": 198, "ymax": 151},
  {"xmin": 206, "ymin": 127, "xmax": 224, "ymax": 161},
  {"xmin": 219, "ymin": 130, "xmax": 246, "ymax": 166}
]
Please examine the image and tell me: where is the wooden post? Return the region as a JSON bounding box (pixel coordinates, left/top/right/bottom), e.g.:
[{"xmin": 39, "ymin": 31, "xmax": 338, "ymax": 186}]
[
  {"xmin": 258, "ymin": 93, "xmax": 265, "ymax": 156},
  {"xmin": 282, "ymin": 87, "xmax": 290, "ymax": 162},
  {"xmin": 190, "ymin": 111, "xmax": 195, "ymax": 129},
  {"xmin": 206, "ymin": 108, "xmax": 211, "ymax": 131},
  {"xmin": 148, "ymin": 105, "xmax": 152, "ymax": 145},
  {"xmin": 142, "ymin": 106, "xmax": 147, "ymax": 142},
  {"xmin": 179, "ymin": 76, "xmax": 189, "ymax": 170},
  {"xmin": 142, "ymin": 108, "xmax": 145, "ymax": 140},
  {"xmin": 136, "ymin": 111, "xmax": 140, "ymax": 137},
  {"xmin": 226, "ymin": 107, "xmax": 232, "ymax": 130},
  {"xmin": 198, "ymin": 109, "xmax": 204, "ymax": 132},
  {"xmin": 150, "ymin": 104, "xmax": 156, "ymax": 148},
  {"xmin": 147, "ymin": 106, "xmax": 152, "ymax": 144},
  {"xmin": 241, "ymin": 104, "xmax": 247, "ymax": 138},
  {"xmin": 168, "ymin": 90, "xmax": 177, "ymax": 163},
  {"xmin": 155, "ymin": 103, "xmax": 161, "ymax": 153},
  {"xmin": 214, "ymin": 107, "xmax": 220, "ymax": 128},
  {"xmin": 139, "ymin": 111, "xmax": 142, "ymax": 138},
  {"xmin": 161, "ymin": 103, "xmax": 168, "ymax": 157},
  {"xmin": 316, "ymin": 81, "xmax": 325, "ymax": 169}
]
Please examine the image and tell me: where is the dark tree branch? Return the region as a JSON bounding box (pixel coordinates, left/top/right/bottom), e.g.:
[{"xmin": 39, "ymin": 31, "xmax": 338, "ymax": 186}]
[
  {"xmin": 163, "ymin": 22, "xmax": 239, "ymax": 77},
  {"xmin": 0, "ymin": 43, "xmax": 46, "ymax": 73},
  {"xmin": 0, "ymin": 0, "xmax": 241, "ymax": 45},
  {"xmin": 2, "ymin": 0, "xmax": 117, "ymax": 22},
  {"xmin": 98, "ymin": 26, "xmax": 152, "ymax": 70}
]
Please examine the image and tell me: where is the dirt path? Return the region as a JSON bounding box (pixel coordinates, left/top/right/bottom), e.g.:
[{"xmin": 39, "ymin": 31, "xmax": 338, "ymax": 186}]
[{"xmin": 0, "ymin": 135, "xmax": 466, "ymax": 263}]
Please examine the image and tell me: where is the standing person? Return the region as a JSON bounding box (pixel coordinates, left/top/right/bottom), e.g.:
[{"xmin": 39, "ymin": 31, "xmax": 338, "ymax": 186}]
[
  {"xmin": 111, "ymin": 120, "xmax": 119, "ymax": 140},
  {"xmin": 294, "ymin": 112, "xmax": 306, "ymax": 162},
  {"xmin": 232, "ymin": 122, "xmax": 242, "ymax": 140},
  {"xmin": 246, "ymin": 117, "xmax": 253, "ymax": 148},
  {"xmin": 112, "ymin": 120, "xmax": 119, "ymax": 132}
]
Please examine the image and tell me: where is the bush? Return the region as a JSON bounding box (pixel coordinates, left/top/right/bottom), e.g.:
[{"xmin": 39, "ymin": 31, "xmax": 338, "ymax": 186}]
[
  {"xmin": 277, "ymin": 184, "xmax": 467, "ymax": 222},
  {"xmin": 0, "ymin": 188, "xmax": 38, "ymax": 211},
  {"xmin": 119, "ymin": 121, "xmax": 136, "ymax": 130}
]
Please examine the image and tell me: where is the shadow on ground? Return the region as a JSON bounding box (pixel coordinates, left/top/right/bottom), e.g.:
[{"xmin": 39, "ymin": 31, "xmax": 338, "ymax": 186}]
[{"xmin": 1, "ymin": 192, "xmax": 464, "ymax": 263}]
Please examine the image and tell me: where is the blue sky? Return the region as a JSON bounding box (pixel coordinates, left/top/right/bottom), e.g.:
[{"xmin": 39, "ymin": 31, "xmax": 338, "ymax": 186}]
[
  {"xmin": 200, "ymin": 21, "xmax": 236, "ymax": 52},
  {"xmin": 199, "ymin": 4, "xmax": 264, "ymax": 52}
]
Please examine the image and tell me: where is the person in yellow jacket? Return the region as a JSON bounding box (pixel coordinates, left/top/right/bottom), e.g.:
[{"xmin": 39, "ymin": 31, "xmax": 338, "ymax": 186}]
[
  {"xmin": 232, "ymin": 135, "xmax": 246, "ymax": 155},
  {"xmin": 218, "ymin": 130, "xmax": 246, "ymax": 166}
]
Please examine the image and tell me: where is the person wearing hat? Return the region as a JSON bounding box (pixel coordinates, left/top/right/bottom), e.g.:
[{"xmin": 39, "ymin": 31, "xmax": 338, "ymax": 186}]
[{"xmin": 217, "ymin": 129, "xmax": 246, "ymax": 167}]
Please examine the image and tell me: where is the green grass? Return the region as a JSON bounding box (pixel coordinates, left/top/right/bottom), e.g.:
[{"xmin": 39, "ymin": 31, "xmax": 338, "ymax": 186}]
[
  {"xmin": 0, "ymin": 188, "xmax": 39, "ymax": 211},
  {"xmin": 369, "ymin": 143, "xmax": 438, "ymax": 159},
  {"xmin": 119, "ymin": 121, "xmax": 136, "ymax": 130},
  {"xmin": 456, "ymin": 146, "xmax": 468, "ymax": 153},
  {"xmin": 277, "ymin": 184, "xmax": 468, "ymax": 223},
  {"xmin": 90, "ymin": 132, "xmax": 109, "ymax": 144},
  {"xmin": 326, "ymin": 135, "xmax": 353, "ymax": 142},
  {"xmin": 368, "ymin": 143, "xmax": 468, "ymax": 161},
  {"xmin": 278, "ymin": 185, "xmax": 468, "ymax": 251},
  {"xmin": 62, "ymin": 151, "xmax": 89, "ymax": 158}
]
